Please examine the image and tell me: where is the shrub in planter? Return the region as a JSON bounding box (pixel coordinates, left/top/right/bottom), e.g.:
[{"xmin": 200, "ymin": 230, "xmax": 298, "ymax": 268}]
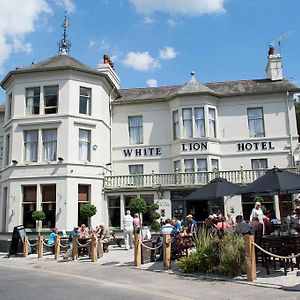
[
  {"xmin": 129, "ymin": 197, "xmax": 147, "ymax": 215},
  {"xmin": 150, "ymin": 221, "xmax": 161, "ymax": 232},
  {"xmin": 32, "ymin": 210, "xmax": 46, "ymax": 222},
  {"xmin": 80, "ymin": 204, "xmax": 97, "ymax": 219}
]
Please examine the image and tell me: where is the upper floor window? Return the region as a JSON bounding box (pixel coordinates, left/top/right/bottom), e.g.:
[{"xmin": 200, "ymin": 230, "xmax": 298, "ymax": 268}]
[
  {"xmin": 7, "ymin": 93, "xmax": 12, "ymax": 120},
  {"xmin": 247, "ymin": 107, "xmax": 265, "ymax": 137},
  {"xmin": 5, "ymin": 134, "xmax": 10, "ymax": 166},
  {"xmin": 24, "ymin": 130, "xmax": 38, "ymax": 162},
  {"xmin": 129, "ymin": 164, "xmax": 143, "ymax": 175},
  {"xmin": 128, "ymin": 116, "xmax": 143, "ymax": 144},
  {"xmin": 174, "ymin": 160, "xmax": 181, "ymax": 172},
  {"xmin": 197, "ymin": 159, "xmax": 207, "ymax": 171},
  {"xmin": 173, "ymin": 110, "xmax": 179, "ymax": 140},
  {"xmin": 208, "ymin": 108, "xmax": 216, "ymax": 138},
  {"xmin": 182, "ymin": 108, "xmax": 193, "ymax": 138},
  {"xmin": 26, "ymin": 87, "xmax": 40, "ymax": 115},
  {"xmin": 195, "ymin": 107, "xmax": 205, "ymax": 137},
  {"xmin": 42, "ymin": 129, "xmax": 57, "ymax": 161},
  {"xmin": 79, "ymin": 129, "xmax": 91, "ymax": 161},
  {"xmin": 211, "ymin": 159, "xmax": 219, "ymax": 171},
  {"xmin": 251, "ymin": 159, "xmax": 268, "ymax": 169},
  {"xmin": 184, "ymin": 159, "xmax": 194, "ymax": 172},
  {"xmin": 79, "ymin": 87, "xmax": 91, "ymax": 115},
  {"xmin": 44, "ymin": 86, "xmax": 58, "ymax": 114}
]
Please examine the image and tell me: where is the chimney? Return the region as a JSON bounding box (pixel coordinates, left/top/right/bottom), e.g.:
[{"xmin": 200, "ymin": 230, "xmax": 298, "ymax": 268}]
[
  {"xmin": 266, "ymin": 47, "xmax": 283, "ymax": 81},
  {"xmin": 97, "ymin": 54, "xmax": 120, "ymax": 89}
]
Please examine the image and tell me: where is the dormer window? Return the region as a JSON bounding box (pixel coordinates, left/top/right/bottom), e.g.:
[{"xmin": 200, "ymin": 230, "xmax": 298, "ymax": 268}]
[{"xmin": 44, "ymin": 86, "xmax": 58, "ymax": 114}]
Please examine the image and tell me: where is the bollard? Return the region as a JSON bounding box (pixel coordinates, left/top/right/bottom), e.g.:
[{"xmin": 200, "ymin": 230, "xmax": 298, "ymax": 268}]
[
  {"xmin": 134, "ymin": 233, "xmax": 141, "ymax": 267},
  {"xmin": 72, "ymin": 236, "xmax": 78, "ymax": 260},
  {"xmin": 163, "ymin": 234, "xmax": 171, "ymax": 270},
  {"xmin": 38, "ymin": 235, "xmax": 43, "ymax": 258},
  {"xmin": 23, "ymin": 236, "xmax": 29, "ymax": 257},
  {"xmin": 91, "ymin": 234, "xmax": 98, "ymax": 262},
  {"xmin": 54, "ymin": 236, "xmax": 60, "ymax": 260},
  {"xmin": 245, "ymin": 235, "xmax": 256, "ymax": 282}
]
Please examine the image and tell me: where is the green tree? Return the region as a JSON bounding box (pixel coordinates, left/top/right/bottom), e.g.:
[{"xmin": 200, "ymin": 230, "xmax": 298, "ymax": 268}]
[
  {"xmin": 129, "ymin": 196, "xmax": 147, "ymax": 225},
  {"xmin": 80, "ymin": 204, "xmax": 97, "ymax": 227},
  {"xmin": 32, "ymin": 210, "xmax": 46, "ymax": 234}
]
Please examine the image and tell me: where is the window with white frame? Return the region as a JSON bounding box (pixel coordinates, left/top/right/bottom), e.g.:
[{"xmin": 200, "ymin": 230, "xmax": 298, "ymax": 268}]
[
  {"xmin": 7, "ymin": 93, "xmax": 12, "ymax": 120},
  {"xmin": 128, "ymin": 116, "xmax": 143, "ymax": 144},
  {"xmin": 208, "ymin": 108, "xmax": 216, "ymax": 138},
  {"xmin": 78, "ymin": 184, "xmax": 90, "ymax": 225},
  {"xmin": 211, "ymin": 159, "xmax": 219, "ymax": 171},
  {"xmin": 129, "ymin": 164, "xmax": 143, "ymax": 185},
  {"xmin": 79, "ymin": 87, "xmax": 91, "ymax": 115},
  {"xmin": 182, "ymin": 108, "xmax": 193, "ymax": 138},
  {"xmin": 174, "ymin": 160, "xmax": 181, "ymax": 172},
  {"xmin": 79, "ymin": 129, "xmax": 91, "ymax": 161},
  {"xmin": 26, "ymin": 87, "xmax": 40, "ymax": 115},
  {"xmin": 42, "ymin": 129, "xmax": 57, "ymax": 161},
  {"xmin": 5, "ymin": 134, "xmax": 10, "ymax": 166},
  {"xmin": 24, "ymin": 130, "xmax": 38, "ymax": 162},
  {"xmin": 173, "ymin": 110, "xmax": 179, "ymax": 140},
  {"xmin": 195, "ymin": 107, "xmax": 205, "ymax": 137},
  {"xmin": 251, "ymin": 159, "xmax": 268, "ymax": 169},
  {"xmin": 184, "ymin": 159, "xmax": 194, "ymax": 172},
  {"xmin": 22, "ymin": 185, "xmax": 37, "ymax": 228},
  {"xmin": 41, "ymin": 185, "xmax": 56, "ymax": 228},
  {"xmin": 44, "ymin": 86, "xmax": 58, "ymax": 114},
  {"xmin": 247, "ymin": 107, "xmax": 265, "ymax": 137},
  {"xmin": 197, "ymin": 158, "xmax": 207, "ymax": 184}
]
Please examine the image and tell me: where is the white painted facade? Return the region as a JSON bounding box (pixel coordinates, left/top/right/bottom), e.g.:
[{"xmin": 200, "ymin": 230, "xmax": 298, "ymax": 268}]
[{"xmin": 0, "ymin": 51, "xmax": 300, "ymax": 232}]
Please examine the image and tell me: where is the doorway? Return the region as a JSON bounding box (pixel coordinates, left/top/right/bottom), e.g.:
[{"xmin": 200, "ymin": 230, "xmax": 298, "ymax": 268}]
[{"xmin": 186, "ymin": 200, "xmax": 208, "ymax": 222}]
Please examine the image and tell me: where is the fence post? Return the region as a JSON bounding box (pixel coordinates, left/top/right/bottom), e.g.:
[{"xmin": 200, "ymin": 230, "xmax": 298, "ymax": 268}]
[
  {"xmin": 72, "ymin": 236, "xmax": 78, "ymax": 260},
  {"xmin": 91, "ymin": 234, "xmax": 98, "ymax": 262},
  {"xmin": 38, "ymin": 235, "xmax": 43, "ymax": 258},
  {"xmin": 23, "ymin": 236, "xmax": 28, "ymax": 257},
  {"xmin": 163, "ymin": 234, "xmax": 171, "ymax": 270},
  {"xmin": 55, "ymin": 236, "xmax": 60, "ymax": 260},
  {"xmin": 134, "ymin": 233, "xmax": 141, "ymax": 267},
  {"xmin": 245, "ymin": 235, "xmax": 256, "ymax": 282}
]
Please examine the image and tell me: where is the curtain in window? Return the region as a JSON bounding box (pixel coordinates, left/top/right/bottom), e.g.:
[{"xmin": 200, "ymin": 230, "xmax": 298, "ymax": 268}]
[
  {"xmin": 211, "ymin": 159, "xmax": 219, "ymax": 171},
  {"xmin": 43, "ymin": 130, "xmax": 57, "ymax": 161},
  {"xmin": 26, "ymin": 88, "xmax": 40, "ymax": 115},
  {"xmin": 252, "ymin": 159, "xmax": 267, "ymax": 169},
  {"xmin": 208, "ymin": 108, "xmax": 216, "ymax": 138},
  {"xmin": 197, "ymin": 159, "xmax": 207, "ymax": 184},
  {"xmin": 79, "ymin": 130, "xmax": 90, "ymax": 161},
  {"xmin": 183, "ymin": 108, "xmax": 192, "ymax": 138},
  {"xmin": 184, "ymin": 159, "xmax": 194, "ymax": 172},
  {"xmin": 174, "ymin": 160, "xmax": 181, "ymax": 172},
  {"xmin": 248, "ymin": 108, "xmax": 264, "ymax": 137},
  {"xmin": 129, "ymin": 116, "xmax": 143, "ymax": 144},
  {"xmin": 173, "ymin": 110, "xmax": 179, "ymax": 139},
  {"xmin": 129, "ymin": 165, "xmax": 143, "ymax": 175},
  {"xmin": 195, "ymin": 108, "xmax": 205, "ymax": 137},
  {"xmin": 25, "ymin": 131, "xmax": 38, "ymax": 162}
]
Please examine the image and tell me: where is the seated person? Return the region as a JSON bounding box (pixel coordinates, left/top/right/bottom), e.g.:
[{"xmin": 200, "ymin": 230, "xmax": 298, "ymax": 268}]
[
  {"xmin": 63, "ymin": 226, "xmax": 79, "ymax": 260},
  {"xmin": 234, "ymin": 215, "xmax": 252, "ymax": 235},
  {"xmin": 291, "ymin": 208, "xmax": 300, "ymax": 230},
  {"xmin": 216, "ymin": 216, "xmax": 231, "ymax": 232},
  {"xmin": 98, "ymin": 224, "xmax": 110, "ymax": 252},
  {"xmin": 157, "ymin": 219, "xmax": 176, "ymax": 261},
  {"xmin": 47, "ymin": 227, "xmax": 58, "ymax": 254},
  {"xmin": 78, "ymin": 224, "xmax": 89, "ymax": 239}
]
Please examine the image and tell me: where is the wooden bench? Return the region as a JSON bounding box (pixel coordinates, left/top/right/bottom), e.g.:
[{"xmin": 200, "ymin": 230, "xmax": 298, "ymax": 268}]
[{"xmin": 112, "ymin": 229, "xmax": 124, "ymax": 247}]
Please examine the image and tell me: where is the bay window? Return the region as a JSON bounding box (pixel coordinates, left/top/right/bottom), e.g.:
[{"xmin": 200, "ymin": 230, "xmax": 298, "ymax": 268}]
[
  {"xmin": 24, "ymin": 130, "xmax": 38, "ymax": 162},
  {"xmin": 44, "ymin": 86, "xmax": 58, "ymax": 114},
  {"xmin": 195, "ymin": 107, "xmax": 205, "ymax": 137},
  {"xmin": 26, "ymin": 87, "xmax": 40, "ymax": 115},
  {"xmin": 42, "ymin": 129, "xmax": 57, "ymax": 161},
  {"xmin": 182, "ymin": 108, "xmax": 193, "ymax": 138},
  {"xmin": 208, "ymin": 108, "xmax": 216, "ymax": 138}
]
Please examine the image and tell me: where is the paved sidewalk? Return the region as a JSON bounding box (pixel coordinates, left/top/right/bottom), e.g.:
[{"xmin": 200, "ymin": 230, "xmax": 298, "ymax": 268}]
[{"xmin": 1, "ymin": 244, "xmax": 299, "ymax": 292}]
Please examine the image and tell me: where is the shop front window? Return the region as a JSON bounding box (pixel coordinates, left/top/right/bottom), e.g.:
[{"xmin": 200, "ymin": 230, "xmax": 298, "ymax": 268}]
[{"xmin": 108, "ymin": 196, "xmax": 120, "ymax": 227}]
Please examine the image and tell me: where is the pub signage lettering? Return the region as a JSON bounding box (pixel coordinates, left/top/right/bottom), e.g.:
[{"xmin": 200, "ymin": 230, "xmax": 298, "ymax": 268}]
[
  {"xmin": 181, "ymin": 142, "xmax": 208, "ymax": 152},
  {"xmin": 237, "ymin": 141, "xmax": 275, "ymax": 151},
  {"xmin": 123, "ymin": 147, "xmax": 162, "ymax": 157}
]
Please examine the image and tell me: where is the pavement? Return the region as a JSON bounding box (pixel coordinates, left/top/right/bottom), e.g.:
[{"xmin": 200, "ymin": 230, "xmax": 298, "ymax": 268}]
[{"xmin": 1, "ymin": 244, "xmax": 299, "ymax": 292}]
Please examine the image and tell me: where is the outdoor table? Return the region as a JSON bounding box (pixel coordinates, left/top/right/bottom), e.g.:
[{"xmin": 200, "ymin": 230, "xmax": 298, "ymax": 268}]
[{"xmin": 78, "ymin": 238, "xmax": 91, "ymax": 256}]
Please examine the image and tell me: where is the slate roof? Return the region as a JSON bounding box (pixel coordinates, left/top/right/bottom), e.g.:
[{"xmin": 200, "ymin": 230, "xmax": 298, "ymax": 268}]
[
  {"xmin": 116, "ymin": 78, "xmax": 300, "ymax": 104},
  {"xmin": 1, "ymin": 55, "xmax": 103, "ymax": 87}
]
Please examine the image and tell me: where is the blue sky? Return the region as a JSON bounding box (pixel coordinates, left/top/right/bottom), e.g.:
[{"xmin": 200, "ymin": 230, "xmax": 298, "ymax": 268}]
[{"xmin": 0, "ymin": 0, "xmax": 300, "ymax": 101}]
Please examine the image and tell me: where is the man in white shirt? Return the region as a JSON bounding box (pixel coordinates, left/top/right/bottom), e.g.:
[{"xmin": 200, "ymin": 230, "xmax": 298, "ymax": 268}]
[{"xmin": 123, "ymin": 210, "xmax": 134, "ymax": 250}]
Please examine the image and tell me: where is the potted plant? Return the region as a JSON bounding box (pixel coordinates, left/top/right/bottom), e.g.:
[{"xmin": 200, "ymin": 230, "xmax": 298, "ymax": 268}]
[
  {"xmin": 32, "ymin": 210, "xmax": 46, "ymax": 234},
  {"xmin": 149, "ymin": 203, "xmax": 161, "ymax": 232},
  {"xmin": 129, "ymin": 196, "xmax": 147, "ymax": 225},
  {"xmin": 80, "ymin": 203, "xmax": 97, "ymax": 228}
]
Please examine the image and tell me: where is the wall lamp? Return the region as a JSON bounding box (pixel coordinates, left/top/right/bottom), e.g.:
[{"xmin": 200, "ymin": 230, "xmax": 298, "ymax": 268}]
[
  {"xmin": 11, "ymin": 160, "xmax": 18, "ymax": 164},
  {"xmin": 58, "ymin": 157, "xmax": 64, "ymax": 162},
  {"xmin": 105, "ymin": 162, "xmax": 112, "ymax": 166}
]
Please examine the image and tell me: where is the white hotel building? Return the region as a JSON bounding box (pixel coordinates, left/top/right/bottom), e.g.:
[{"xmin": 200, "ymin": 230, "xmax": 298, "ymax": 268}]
[{"xmin": 0, "ymin": 47, "xmax": 299, "ymax": 232}]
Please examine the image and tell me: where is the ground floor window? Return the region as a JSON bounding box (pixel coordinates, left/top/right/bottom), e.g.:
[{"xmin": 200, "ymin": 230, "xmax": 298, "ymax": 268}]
[
  {"xmin": 140, "ymin": 194, "xmax": 154, "ymax": 226},
  {"xmin": 108, "ymin": 196, "xmax": 120, "ymax": 227},
  {"xmin": 78, "ymin": 184, "xmax": 90, "ymax": 226},
  {"xmin": 22, "ymin": 185, "xmax": 37, "ymax": 228},
  {"xmin": 41, "ymin": 185, "xmax": 56, "ymax": 228}
]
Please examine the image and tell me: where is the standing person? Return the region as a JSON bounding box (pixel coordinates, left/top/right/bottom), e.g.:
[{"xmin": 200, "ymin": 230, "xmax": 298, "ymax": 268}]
[
  {"xmin": 133, "ymin": 213, "xmax": 141, "ymax": 234},
  {"xmin": 47, "ymin": 227, "xmax": 58, "ymax": 254},
  {"xmin": 63, "ymin": 226, "xmax": 79, "ymax": 260},
  {"xmin": 186, "ymin": 214, "xmax": 198, "ymax": 237},
  {"xmin": 250, "ymin": 202, "xmax": 265, "ymax": 222},
  {"xmin": 123, "ymin": 210, "xmax": 134, "ymax": 250}
]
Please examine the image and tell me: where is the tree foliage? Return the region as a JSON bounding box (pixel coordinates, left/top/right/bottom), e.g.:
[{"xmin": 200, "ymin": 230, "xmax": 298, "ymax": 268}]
[
  {"xmin": 32, "ymin": 210, "xmax": 46, "ymax": 221},
  {"xmin": 129, "ymin": 197, "xmax": 147, "ymax": 214},
  {"xmin": 80, "ymin": 204, "xmax": 97, "ymax": 218}
]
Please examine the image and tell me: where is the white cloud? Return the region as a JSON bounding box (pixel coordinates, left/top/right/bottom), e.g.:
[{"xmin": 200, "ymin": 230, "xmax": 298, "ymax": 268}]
[
  {"xmin": 0, "ymin": 0, "xmax": 51, "ymax": 71},
  {"xmin": 54, "ymin": 0, "xmax": 76, "ymax": 12},
  {"xmin": 146, "ymin": 79, "xmax": 158, "ymax": 87},
  {"xmin": 123, "ymin": 51, "xmax": 160, "ymax": 71},
  {"xmin": 166, "ymin": 19, "xmax": 177, "ymax": 27},
  {"xmin": 88, "ymin": 40, "xmax": 96, "ymax": 48},
  {"xmin": 159, "ymin": 47, "xmax": 177, "ymax": 60},
  {"xmin": 129, "ymin": 0, "xmax": 225, "ymax": 16},
  {"xmin": 142, "ymin": 16, "xmax": 155, "ymax": 24},
  {"xmin": 99, "ymin": 38, "xmax": 109, "ymax": 50}
]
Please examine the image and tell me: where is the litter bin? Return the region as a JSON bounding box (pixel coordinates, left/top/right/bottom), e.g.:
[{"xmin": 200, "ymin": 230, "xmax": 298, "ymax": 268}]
[{"xmin": 141, "ymin": 239, "xmax": 155, "ymax": 264}]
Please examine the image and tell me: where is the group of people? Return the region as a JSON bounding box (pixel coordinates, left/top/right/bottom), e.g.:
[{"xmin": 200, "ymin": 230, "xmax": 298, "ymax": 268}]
[{"xmin": 123, "ymin": 210, "xmax": 142, "ymax": 250}]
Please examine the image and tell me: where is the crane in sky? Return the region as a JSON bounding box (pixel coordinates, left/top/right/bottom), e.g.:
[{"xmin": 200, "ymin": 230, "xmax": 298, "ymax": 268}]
[{"xmin": 268, "ymin": 30, "xmax": 295, "ymax": 54}]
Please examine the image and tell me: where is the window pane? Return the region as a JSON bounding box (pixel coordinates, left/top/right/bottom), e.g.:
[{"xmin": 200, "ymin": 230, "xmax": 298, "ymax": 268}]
[
  {"xmin": 195, "ymin": 107, "xmax": 205, "ymax": 137},
  {"xmin": 44, "ymin": 86, "xmax": 58, "ymax": 114},
  {"xmin": 24, "ymin": 130, "xmax": 38, "ymax": 162},
  {"xmin": 247, "ymin": 108, "xmax": 265, "ymax": 137},
  {"xmin": 43, "ymin": 129, "xmax": 57, "ymax": 161},
  {"xmin": 129, "ymin": 165, "xmax": 143, "ymax": 185},
  {"xmin": 26, "ymin": 87, "xmax": 40, "ymax": 115},
  {"xmin": 108, "ymin": 196, "xmax": 120, "ymax": 227},
  {"xmin": 208, "ymin": 108, "xmax": 216, "ymax": 138},
  {"xmin": 211, "ymin": 159, "xmax": 219, "ymax": 171},
  {"xmin": 182, "ymin": 108, "xmax": 192, "ymax": 138},
  {"xmin": 174, "ymin": 160, "xmax": 181, "ymax": 172},
  {"xmin": 23, "ymin": 185, "xmax": 37, "ymax": 228},
  {"xmin": 251, "ymin": 159, "xmax": 268, "ymax": 169},
  {"xmin": 78, "ymin": 185, "xmax": 89, "ymax": 202},
  {"xmin": 184, "ymin": 159, "xmax": 194, "ymax": 172},
  {"xmin": 173, "ymin": 110, "xmax": 179, "ymax": 140},
  {"xmin": 128, "ymin": 116, "xmax": 143, "ymax": 144},
  {"xmin": 79, "ymin": 87, "xmax": 91, "ymax": 115},
  {"xmin": 79, "ymin": 129, "xmax": 91, "ymax": 161},
  {"xmin": 197, "ymin": 159, "xmax": 207, "ymax": 171},
  {"xmin": 42, "ymin": 185, "xmax": 56, "ymax": 202}
]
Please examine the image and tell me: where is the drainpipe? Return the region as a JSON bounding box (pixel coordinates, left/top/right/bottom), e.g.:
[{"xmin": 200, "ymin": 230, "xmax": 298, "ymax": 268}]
[
  {"xmin": 108, "ymin": 86, "xmax": 116, "ymax": 174},
  {"xmin": 286, "ymin": 91, "xmax": 294, "ymax": 167}
]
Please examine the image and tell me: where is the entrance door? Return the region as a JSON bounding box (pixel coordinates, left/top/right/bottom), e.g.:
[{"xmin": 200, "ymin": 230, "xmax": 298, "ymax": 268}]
[{"xmin": 186, "ymin": 200, "xmax": 208, "ymax": 222}]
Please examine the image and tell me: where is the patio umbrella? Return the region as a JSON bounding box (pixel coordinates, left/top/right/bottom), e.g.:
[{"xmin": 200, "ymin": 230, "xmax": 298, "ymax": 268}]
[
  {"xmin": 184, "ymin": 177, "xmax": 243, "ymax": 200},
  {"xmin": 241, "ymin": 167, "xmax": 300, "ymax": 195}
]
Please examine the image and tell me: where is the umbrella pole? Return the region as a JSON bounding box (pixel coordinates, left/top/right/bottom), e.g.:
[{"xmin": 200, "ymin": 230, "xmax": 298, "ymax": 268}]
[{"xmin": 274, "ymin": 193, "xmax": 281, "ymax": 219}]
